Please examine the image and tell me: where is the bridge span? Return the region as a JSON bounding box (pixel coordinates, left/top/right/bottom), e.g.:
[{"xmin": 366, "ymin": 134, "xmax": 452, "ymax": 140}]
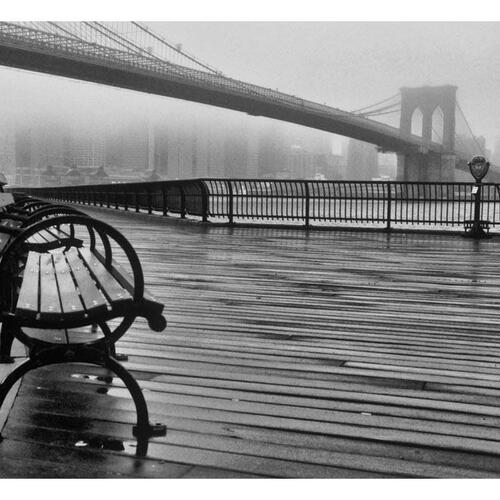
[
  {"xmin": 0, "ymin": 23, "xmax": 460, "ymax": 165},
  {"xmin": 1, "ymin": 207, "xmax": 500, "ymax": 478}
]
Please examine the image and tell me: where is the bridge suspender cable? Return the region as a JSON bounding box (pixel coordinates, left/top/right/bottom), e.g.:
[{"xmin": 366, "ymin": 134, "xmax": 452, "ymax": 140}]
[
  {"xmin": 456, "ymin": 101, "xmax": 483, "ymax": 153},
  {"xmin": 358, "ymin": 101, "xmax": 401, "ymax": 117},
  {"xmin": 46, "ymin": 22, "xmax": 88, "ymax": 42},
  {"xmin": 131, "ymin": 22, "xmax": 222, "ymax": 75},
  {"xmin": 363, "ymin": 109, "xmax": 400, "ymax": 118},
  {"xmin": 350, "ymin": 94, "xmax": 400, "ymax": 114},
  {"xmin": 83, "ymin": 22, "xmax": 162, "ymax": 61}
]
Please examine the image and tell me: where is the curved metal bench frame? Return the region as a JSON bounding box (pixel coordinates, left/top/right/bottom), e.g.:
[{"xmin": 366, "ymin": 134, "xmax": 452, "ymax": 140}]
[{"xmin": 0, "ymin": 213, "xmax": 167, "ymax": 455}]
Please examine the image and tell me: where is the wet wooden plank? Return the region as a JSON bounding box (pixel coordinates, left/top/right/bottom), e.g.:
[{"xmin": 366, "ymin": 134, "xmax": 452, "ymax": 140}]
[
  {"xmin": 3, "ymin": 206, "xmax": 500, "ymax": 478},
  {"xmin": 15, "ymin": 251, "xmax": 40, "ymax": 320}
]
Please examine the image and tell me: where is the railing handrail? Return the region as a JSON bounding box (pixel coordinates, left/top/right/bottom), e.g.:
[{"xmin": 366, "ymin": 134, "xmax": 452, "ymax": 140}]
[
  {"xmin": 11, "ymin": 177, "xmax": 500, "ymax": 190},
  {"xmin": 12, "ymin": 178, "xmax": 500, "ymax": 234}
]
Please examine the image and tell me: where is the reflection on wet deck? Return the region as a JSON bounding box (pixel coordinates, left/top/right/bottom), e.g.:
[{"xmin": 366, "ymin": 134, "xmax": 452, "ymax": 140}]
[{"xmin": 2, "ymin": 206, "xmax": 500, "ymax": 478}]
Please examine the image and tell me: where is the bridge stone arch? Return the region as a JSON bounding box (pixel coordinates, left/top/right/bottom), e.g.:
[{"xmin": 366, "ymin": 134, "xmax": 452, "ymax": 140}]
[
  {"xmin": 398, "ymin": 85, "xmax": 457, "ymax": 182},
  {"xmin": 400, "ymin": 85, "xmax": 457, "ymax": 151},
  {"xmin": 431, "ymin": 106, "xmax": 445, "ymax": 144},
  {"xmin": 410, "ymin": 107, "xmax": 424, "ymax": 137}
]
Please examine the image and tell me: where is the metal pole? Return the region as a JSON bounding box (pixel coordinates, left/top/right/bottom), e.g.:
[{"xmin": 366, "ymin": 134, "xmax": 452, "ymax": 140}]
[
  {"xmin": 227, "ymin": 180, "xmax": 234, "ymax": 225},
  {"xmin": 200, "ymin": 180, "xmax": 209, "ymax": 223},
  {"xmin": 304, "ymin": 181, "xmax": 310, "ymax": 228},
  {"xmin": 467, "ymin": 179, "xmax": 489, "ymax": 238},
  {"xmin": 386, "ymin": 182, "xmax": 392, "ymax": 231},
  {"xmin": 180, "ymin": 184, "xmax": 186, "ymax": 218}
]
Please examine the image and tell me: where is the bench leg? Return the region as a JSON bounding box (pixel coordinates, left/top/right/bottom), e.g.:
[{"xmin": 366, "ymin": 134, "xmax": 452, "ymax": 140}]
[
  {"xmin": 102, "ymin": 355, "xmax": 166, "ymax": 456},
  {"xmin": 108, "ymin": 343, "xmax": 128, "ymax": 362},
  {"xmin": 0, "ymin": 358, "xmax": 38, "ymax": 440},
  {"xmin": 97, "ymin": 322, "xmax": 129, "ymax": 361},
  {"xmin": 0, "ymin": 321, "xmax": 17, "ymax": 364},
  {"xmin": 0, "ymin": 343, "xmax": 165, "ymax": 456}
]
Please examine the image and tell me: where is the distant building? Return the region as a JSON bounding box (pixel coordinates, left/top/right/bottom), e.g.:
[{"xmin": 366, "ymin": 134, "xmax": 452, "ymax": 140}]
[
  {"xmin": 9, "ymin": 106, "xmax": 341, "ymax": 185},
  {"xmin": 287, "ymin": 147, "xmax": 345, "ymax": 179},
  {"xmin": 0, "ymin": 120, "xmax": 15, "ymax": 184},
  {"xmin": 346, "ymin": 139, "xmax": 378, "ymax": 180}
]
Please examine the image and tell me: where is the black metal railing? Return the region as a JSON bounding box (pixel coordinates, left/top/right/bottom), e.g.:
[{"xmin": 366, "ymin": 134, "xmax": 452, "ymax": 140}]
[{"xmin": 13, "ymin": 178, "xmax": 500, "ymax": 233}]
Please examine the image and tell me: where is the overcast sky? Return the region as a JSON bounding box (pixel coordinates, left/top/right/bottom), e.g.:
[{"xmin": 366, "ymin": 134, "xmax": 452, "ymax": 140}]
[{"xmin": 1, "ymin": 21, "xmax": 499, "ymax": 151}]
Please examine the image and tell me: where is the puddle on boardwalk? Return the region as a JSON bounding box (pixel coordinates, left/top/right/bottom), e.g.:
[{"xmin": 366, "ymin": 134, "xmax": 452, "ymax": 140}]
[
  {"xmin": 73, "ymin": 436, "xmax": 132, "ymax": 452},
  {"xmin": 71, "ymin": 373, "xmax": 114, "ymax": 384},
  {"xmin": 71, "ymin": 373, "xmax": 150, "ymax": 398}
]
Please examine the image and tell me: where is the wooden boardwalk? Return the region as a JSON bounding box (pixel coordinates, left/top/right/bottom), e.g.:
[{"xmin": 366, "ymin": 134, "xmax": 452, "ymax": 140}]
[{"xmin": 2, "ymin": 207, "xmax": 500, "ymax": 478}]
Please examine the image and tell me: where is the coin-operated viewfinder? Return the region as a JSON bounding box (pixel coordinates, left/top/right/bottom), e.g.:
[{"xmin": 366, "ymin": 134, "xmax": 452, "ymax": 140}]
[
  {"xmin": 468, "ymin": 155, "xmax": 490, "ymax": 182},
  {"xmin": 464, "ymin": 155, "xmax": 491, "ymax": 239}
]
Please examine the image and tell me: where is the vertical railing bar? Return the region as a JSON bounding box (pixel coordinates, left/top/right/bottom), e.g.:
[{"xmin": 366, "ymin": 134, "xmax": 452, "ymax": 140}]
[
  {"xmin": 386, "ymin": 182, "xmax": 392, "ymax": 231},
  {"xmin": 227, "ymin": 179, "xmax": 234, "ymax": 224},
  {"xmin": 304, "ymin": 180, "xmax": 310, "ymax": 228}
]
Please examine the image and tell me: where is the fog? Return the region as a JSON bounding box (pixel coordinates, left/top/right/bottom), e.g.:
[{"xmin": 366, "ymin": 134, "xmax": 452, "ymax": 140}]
[
  {"xmin": 0, "ymin": 22, "xmax": 499, "ymax": 184},
  {"xmin": 151, "ymin": 22, "xmax": 500, "ymax": 145}
]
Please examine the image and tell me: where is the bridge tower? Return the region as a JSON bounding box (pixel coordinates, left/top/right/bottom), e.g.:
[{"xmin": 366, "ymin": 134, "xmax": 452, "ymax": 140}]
[{"xmin": 397, "ymin": 85, "xmax": 457, "ymax": 182}]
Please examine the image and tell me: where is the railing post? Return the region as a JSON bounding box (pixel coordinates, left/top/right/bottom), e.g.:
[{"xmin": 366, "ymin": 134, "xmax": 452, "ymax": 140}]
[
  {"xmin": 200, "ymin": 180, "xmax": 209, "ymax": 222},
  {"xmin": 304, "ymin": 181, "xmax": 310, "ymax": 228},
  {"xmin": 180, "ymin": 184, "xmax": 186, "ymax": 218},
  {"xmin": 227, "ymin": 180, "xmax": 234, "ymax": 225},
  {"xmin": 162, "ymin": 186, "xmax": 168, "ymax": 216},
  {"xmin": 147, "ymin": 189, "xmax": 153, "ymax": 214},
  {"xmin": 386, "ymin": 182, "xmax": 392, "ymax": 231}
]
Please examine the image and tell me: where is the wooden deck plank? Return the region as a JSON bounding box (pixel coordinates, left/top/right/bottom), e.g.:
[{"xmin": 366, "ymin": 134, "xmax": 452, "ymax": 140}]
[{"xmin": 3, "ymin": 206, "xmax": 500, "ymax": 478}]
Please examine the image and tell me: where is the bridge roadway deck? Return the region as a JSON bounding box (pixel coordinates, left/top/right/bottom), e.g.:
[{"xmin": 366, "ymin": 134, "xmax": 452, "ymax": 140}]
[{"xmin": 2, "ymin": 207, "xmax": 500, "ymax": 478}]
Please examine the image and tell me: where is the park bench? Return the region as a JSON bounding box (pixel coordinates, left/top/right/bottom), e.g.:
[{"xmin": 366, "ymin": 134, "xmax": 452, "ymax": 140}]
[
  {"xmin": 0, "ymin": 204, "xmax": 168, "ymax": 453},
  {"xmin": 1, "ymin": 196, "xmax": 89, "ymax": 261}
]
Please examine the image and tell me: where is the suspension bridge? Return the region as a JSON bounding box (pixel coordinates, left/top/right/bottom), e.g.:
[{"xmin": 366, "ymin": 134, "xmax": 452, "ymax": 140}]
[{"xmin": 0, "ymin": 21, "xmax": 489, "ymax": 181}]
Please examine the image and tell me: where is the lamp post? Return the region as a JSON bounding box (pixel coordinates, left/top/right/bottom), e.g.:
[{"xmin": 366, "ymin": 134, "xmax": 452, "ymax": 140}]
[{"xmin": 465, "ymin": 155, "xmax": 490, "ymax": 239}]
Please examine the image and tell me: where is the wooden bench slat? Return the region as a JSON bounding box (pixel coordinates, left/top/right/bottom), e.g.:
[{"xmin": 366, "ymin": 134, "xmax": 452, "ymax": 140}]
[
  {"xmin": 66, "ymin": 329, "xmax": 104, "ymax": 344},
  {"xmin": 64, "ymin": 248, "xmax": 109, "ymax": 317},
  {"xmin": 27, "ymin": 233, "xmax": 46, "ymax": 245},
  {"xmin": 15, "ymin": 252, "xmax": 40, "ymax": 320},
  {"xmin": 39, "ymin": 253, "xmax": 63, "ymax": 321},
  {"xmin": 38, "ymin": 230, "xmax": 57, "ymax": 242},
  {"xmin": 52, "ymin": 251, "xmax": 86, "ymax": 322},
  {"xmin": 78, "ymin": 248, "xmax": 132, "ymax": 305},
  {"xmin": 102, "ymin": 253, "xmax": 159, "ymax": 306},
  {"xmin": 23, "ymin": 328, "xmax": 68, "ymax": 344}
]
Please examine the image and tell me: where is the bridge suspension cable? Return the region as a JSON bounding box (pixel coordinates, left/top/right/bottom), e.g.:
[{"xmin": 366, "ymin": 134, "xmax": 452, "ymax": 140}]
[
  {"xmin": 9, "ymin": 22, "xmax": 223, "ymax": 75},
  {"xmin": 350, "ymin": 94, "xmax": 400, "ymax": 114},
  {"xmin": 358, "ymin": 101, "xmax": 401, "ymax": 117},
  {"xmin": 131, "ymin": 22, "xmax": 222, "ymax": 75},
  {"xmin": 455, "ymin": 100, "xmax": 484, "ymax": 154}
]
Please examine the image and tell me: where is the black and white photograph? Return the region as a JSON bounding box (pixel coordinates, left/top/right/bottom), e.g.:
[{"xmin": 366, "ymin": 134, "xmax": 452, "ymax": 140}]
[{"xmin": 1, "ymin": 0, "xmax": 500, "ymax": 489}]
